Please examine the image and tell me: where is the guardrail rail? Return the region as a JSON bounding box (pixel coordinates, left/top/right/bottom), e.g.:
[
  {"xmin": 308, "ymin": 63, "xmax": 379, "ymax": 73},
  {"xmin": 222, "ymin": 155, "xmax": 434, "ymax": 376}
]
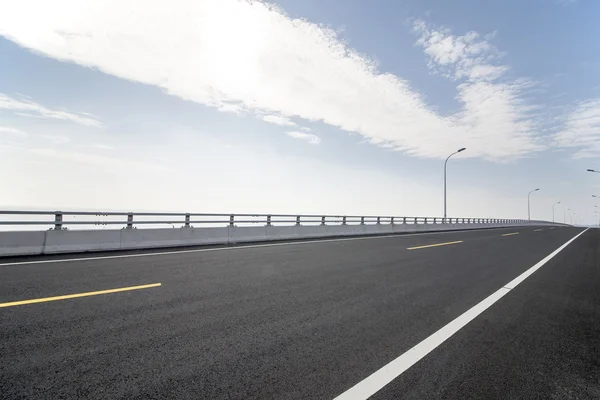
[{"xmin": 0, "ymin": 210, "xmax": 546, "ymax": 230}]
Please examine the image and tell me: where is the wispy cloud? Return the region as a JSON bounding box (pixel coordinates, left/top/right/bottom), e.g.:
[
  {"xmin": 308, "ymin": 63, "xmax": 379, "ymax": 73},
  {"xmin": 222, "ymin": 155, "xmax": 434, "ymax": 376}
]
[
  {"xmin": 553, "ymin": 99, "xmax": 600, "ymax": 158},
  {"xmin": 285, "ymin": 131, "xmax": 321, "ymax": 145},
  {"xmin": 413, "ymin": 20, "xmax": 507, "ymax": 82},
  {"xmin": 0, "ymin": 126, "xmax": 27, "ymax": 137},
  {"xmin": 30, "ymin": 148, "xmax": 173, "ymax": 173},
  {"xmin": 411, "ymin": 19, "xmax": 543, "ymax": 158},
  {"xmin": 40, "ymin": 134, "xmax": 71, "ymax": 144},
  {"xmin": 0, "ymin": 93, "xmax": 101, "ymax": 127},
  {"xmin": 0, "ymin": 1, "xmax": 542, "ymax": 160},
  {"xmin": 262, "ymin": 114, "xmax": 297, "ymax": 126},
  {"xmin": 90, "ymin": 143, "xmax": 115, "ymax": 150}
]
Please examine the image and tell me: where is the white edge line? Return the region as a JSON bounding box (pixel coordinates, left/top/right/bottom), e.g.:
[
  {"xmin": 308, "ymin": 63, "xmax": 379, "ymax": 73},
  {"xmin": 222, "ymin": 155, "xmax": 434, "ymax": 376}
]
[
  {"xmin": 333, "ymin": 227, "xmax": 588, "ymax": 400},
  {"xmin": 0, "ymin": 226, "xmax": 525, "ymax": 267}
]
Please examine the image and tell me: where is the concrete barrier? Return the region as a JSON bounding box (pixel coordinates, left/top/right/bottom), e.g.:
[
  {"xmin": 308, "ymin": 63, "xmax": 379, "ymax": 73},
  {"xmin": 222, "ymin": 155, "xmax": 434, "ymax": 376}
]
[
  {"xmin": 180, "ymin": 227, "xmax": 230, "ymax": 246},
  {"xmin": 230, "ymin": 226, "xmax": 267, "ymax": 243},
  {"xmin": 0, "ymin": 221, "xmax": 551, "ymax": 257},
  {"xmin": 0, "ymin": 231, "xmax": 46, "ymax": 257},
  {"xmin": 44, "ymin": 230, "xmax": 122, "ymax": 254}
]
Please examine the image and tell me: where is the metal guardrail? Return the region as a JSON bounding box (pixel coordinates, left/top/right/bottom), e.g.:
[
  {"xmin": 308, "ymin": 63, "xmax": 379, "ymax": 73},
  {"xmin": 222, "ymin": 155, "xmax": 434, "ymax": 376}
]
[{"xmin": 0, "ymin": 210, "xmax": 533, "ymax": 230}]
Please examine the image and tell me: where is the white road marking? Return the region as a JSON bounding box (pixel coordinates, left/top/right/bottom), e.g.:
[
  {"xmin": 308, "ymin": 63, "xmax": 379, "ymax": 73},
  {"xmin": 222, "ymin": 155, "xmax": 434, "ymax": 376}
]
[
  {"xmin": 333, "ymin": 228, "xmax": 588, "ymax": 400},
  {"xmin": 0, "ymin": 226, "xmax": 522, "ymax": 267}
]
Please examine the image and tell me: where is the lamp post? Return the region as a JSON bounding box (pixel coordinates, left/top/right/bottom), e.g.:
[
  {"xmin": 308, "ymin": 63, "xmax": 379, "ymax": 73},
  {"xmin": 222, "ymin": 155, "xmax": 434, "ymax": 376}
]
[
  {"xmin": 565, "ymin": 208, "xmax": 570, "ymax": 224},
  {"xmin": 553, "ymin": 201, "xmax": 561, "ymax": 223},
  {"xmin": 587, "ymin": 169, "xmax": 600, "ymax": 173},
  {"xmin": 444, "ymin": 147, "xmax": 466, "ymax": 220},
  {"xmin": 528, "ymin": 188, "xmax": 540, "ymax": 222}
]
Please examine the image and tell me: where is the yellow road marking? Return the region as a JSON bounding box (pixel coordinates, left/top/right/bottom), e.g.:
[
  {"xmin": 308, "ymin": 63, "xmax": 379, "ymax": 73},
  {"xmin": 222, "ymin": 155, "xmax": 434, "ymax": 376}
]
[
  {"xmin": 534, "ymin": 229, "xmax": 543, "ymax": 232},
  {"xmin": 0, "ymin": 283, "xmax": 161, "ymax": 308},
  {"xmin": 407, "ymin": 240, "xmax": 463, "ymax": 250},
  {"xmin": 502, "ymin": 232, "xmax": 520, "ymax": 236}
]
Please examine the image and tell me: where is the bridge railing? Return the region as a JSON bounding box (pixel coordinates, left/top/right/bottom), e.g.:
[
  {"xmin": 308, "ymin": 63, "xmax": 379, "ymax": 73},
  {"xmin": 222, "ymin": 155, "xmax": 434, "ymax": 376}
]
[{"xmin": 0, "ymin": 210, "xmax": 539, "ymax": 230}]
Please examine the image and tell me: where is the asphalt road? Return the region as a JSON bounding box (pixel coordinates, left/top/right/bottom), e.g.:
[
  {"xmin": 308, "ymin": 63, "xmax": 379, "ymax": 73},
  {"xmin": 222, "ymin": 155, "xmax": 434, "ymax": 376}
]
[{"xmin": 0, "ymin": 226, "xmax": 598, "ymax": 399}]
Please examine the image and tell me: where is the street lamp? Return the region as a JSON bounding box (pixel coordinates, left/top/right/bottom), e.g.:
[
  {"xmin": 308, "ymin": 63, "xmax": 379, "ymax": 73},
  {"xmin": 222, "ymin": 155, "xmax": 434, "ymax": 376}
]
[
  {"xmin": 553, "ymin": 201, "xmax": 561, "ymax": 223},
  {"xmin": 444, "ymin": 147, "xmax": 466, "ymax": 220},
  {"xmin": 587, "ymin": 169, "xmax": 600, "ymax": 173},
  {"xmin": 528, "ymin": 188, "xmax": 540, "ymax": 222}
]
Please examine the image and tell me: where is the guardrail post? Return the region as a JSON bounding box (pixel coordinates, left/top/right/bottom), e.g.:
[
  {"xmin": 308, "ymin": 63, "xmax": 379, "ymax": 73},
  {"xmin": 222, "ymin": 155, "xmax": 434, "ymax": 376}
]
[
  {"xmin": 403, "ymin": 217, "xmax": 407, "ymax": 224},
  {"xmin": 266, "ymin": 215, "xmax": 272, "ymax": 226},
  {"xmin": 126, "ymin": 213, "xmax": 133, "ymax": 229},
  {"xmin": 361, "ymin": 216, "xmax": 365, "ymax": 225},
  {"xmin": 54, "ymin": 212, "xmax": 63, "ymax": 230},
  {"xmin": 229, "ymin": 214, "xmax": 235, "ymax": 227},
  {"xmin": 296, "ymin": 215, "xmax": 301, "ymax": 225},
  {"xmin": 185, "ymin": 214, "xmax": 190, "ymax": 227},
  {"xmin": 414, "ymin": 217, "xmax": 418, "ymax": 224},
  {"xmin": 377, "ymin": 216, "xmax": 381, "ymax": 224},
  {"xmin": 391, "ymin": 217, "xmax": 394, "ymax": 225},
  {"xmin": 321, "ymin": 216, "xmax": 326, "ymax": 225},
  {"xmin": 425, "ymin": 217, "xmax": 428, "ymax": 224},
  {"xmin": 433, "ymin": 217, "xmax": 436, "ymax": 224}
]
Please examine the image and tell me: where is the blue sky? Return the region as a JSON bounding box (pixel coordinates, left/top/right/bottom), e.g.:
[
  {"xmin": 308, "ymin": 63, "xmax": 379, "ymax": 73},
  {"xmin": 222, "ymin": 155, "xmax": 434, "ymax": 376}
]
[{"xmin": 1, "ymin": 0, "xmax": 599, "ymax": 224}]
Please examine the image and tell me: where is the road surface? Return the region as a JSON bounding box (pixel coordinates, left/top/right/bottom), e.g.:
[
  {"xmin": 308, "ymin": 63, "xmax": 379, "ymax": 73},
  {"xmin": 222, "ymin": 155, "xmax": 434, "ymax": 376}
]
[{"xmin": 1, "ymin": 226, "xmax": 598, "ymax": 399}]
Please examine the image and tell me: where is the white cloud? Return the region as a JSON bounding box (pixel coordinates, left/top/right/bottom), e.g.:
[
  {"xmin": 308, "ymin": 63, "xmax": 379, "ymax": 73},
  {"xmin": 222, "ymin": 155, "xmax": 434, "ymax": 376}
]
[
  {"xmin": 412, "ymin": 20, "xmax": 505, "ymax": 82},
  {"xmin": 262, "ymin": 114, "xmax": 297, "ymax": 126},
  {"xmin": 0, "ymin": 1, "xmax": 542, "ymax": 160},
  {"xmin": 0, "ymin": 93, "xmax": 101, "ymax": 127},
  {"xmin": 0, "ymin": 126, "xmax": 27, "ymax": 137},
  {"xmin": 411, "ymin": 20, "xmax": 543, "ymax": 158},
  {"xmin": 40, "ymin": 134, "xmax": 71, "ymax": 144},
  {"xmin": 30, "ymin": 148, "xmax": 173, "ymax": 173},
  {"xmin": 553, "ymin": 99, "xmax": 600, "ymax": 158},
  {"xmin": 285, "ymin": 131, "xmax": 321, "ymax": 145},
  {"xmin": 90, "ymin": 143, "xmax": 115, "ymax": 150}
]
